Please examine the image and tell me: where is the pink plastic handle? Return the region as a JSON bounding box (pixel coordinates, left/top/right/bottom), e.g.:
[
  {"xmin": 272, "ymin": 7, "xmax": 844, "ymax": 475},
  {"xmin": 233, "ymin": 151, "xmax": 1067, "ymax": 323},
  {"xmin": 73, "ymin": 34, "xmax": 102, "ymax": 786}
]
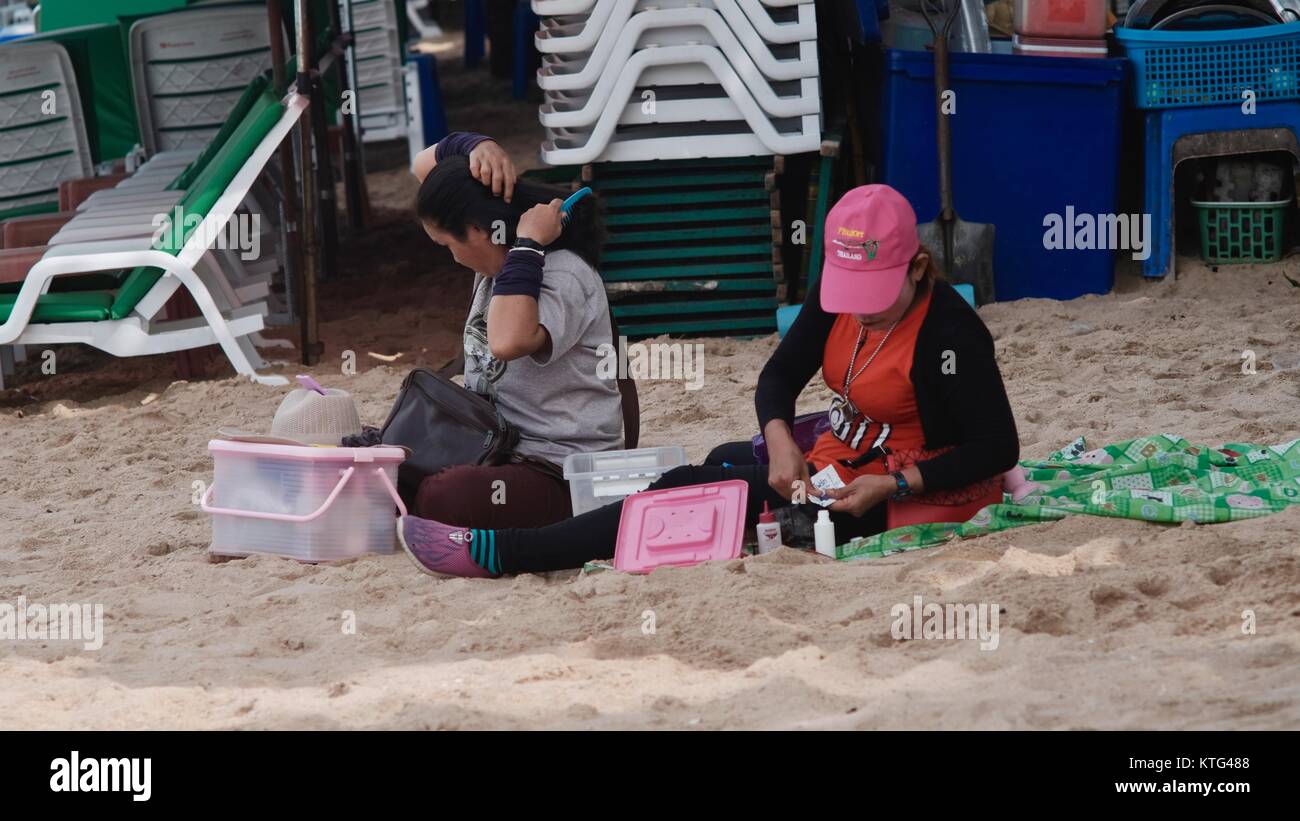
[
  {"xmin": 202, "ymin": 466, "xmax": 406, "ymax": 522},
  {"xmin": 373, "ymin": 465, "xmax": 408, "ymax": 516}
]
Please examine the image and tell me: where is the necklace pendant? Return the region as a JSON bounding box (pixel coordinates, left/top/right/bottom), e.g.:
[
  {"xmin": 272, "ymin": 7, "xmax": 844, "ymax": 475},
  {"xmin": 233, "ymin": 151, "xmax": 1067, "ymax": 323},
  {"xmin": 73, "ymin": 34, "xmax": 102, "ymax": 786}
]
[{"xmin": 828, "ymin": 394, "xmax": 860, "ymax": 441}]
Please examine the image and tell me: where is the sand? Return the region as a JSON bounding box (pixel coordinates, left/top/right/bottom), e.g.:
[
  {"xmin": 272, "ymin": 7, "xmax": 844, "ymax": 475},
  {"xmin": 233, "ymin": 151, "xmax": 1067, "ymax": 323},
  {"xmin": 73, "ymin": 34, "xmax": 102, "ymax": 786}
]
[
  {"xmin": 3, "ymin": 43, "xmax": 1300, "ymax": 730},
  {"xmin": 2, "ymin": 243, "xmax": 1299, "ymax": 728}
]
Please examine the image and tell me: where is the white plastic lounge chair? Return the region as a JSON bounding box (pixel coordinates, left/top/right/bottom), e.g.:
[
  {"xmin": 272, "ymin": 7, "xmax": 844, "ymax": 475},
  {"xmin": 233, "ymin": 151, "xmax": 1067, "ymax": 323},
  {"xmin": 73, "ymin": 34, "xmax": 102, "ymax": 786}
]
[
  {"xmin": 127, "ymin": 4, "xmax": 287, "ymax": 312},
  {"xmin": 534, "ymin": 0, "xmax": 809, "ymax": 13},
  {"xmin": 536, "ymin": 7, "xmax": 818, "ymax": 125},
  {"xmin": 129, "ymin": 4, "xmax": 275, "ymax": 155},
  {"xmin": 62, "ymin": 75, "xmax": 287, "ymax": 313},
  {"xmin": 533, "ymin": 0, "xmax": 806, "ymax": 53},
  {"xmin": 0, "ymin": 41, "xmax": 93, "ymax": 220},
  {"xmin": 539, "ymin": 43, "xmax": 819, "ymax": 163},
  {"xmin": 0, "ymin": 87, "xmax": 308, "ymax": 386},
  {"xmin": 535, "ymin": 1, "xmax": 817, "ymax": 90},
  {"xmin": 543, "ymin": 77, "xmax": 819, "ymax": 127},
  {"xmin": 406, "ymin": 0, "xmax": 445, "ymax": 40},
  {"xmin": 342, "ymin": 0, "xmax": 408, "ymax": 142}
]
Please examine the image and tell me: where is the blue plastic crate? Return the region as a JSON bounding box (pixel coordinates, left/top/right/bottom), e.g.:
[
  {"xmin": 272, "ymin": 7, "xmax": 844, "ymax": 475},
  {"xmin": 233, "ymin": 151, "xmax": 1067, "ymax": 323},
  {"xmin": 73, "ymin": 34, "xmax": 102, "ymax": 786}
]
[
  {"xmin": 1115, "ymin": 21, "xmax": 1300, "ymax": 109},
  {"xmin": 408, "ymin": 53, "xmax": 448, "ymax": 146},
  {"xmin": 881, "ymin": 50, "xmax": 1129, "ymax": 302},
  {"xmin": 850, "ymin": 0, "xmax": 889, "ymax": 42}
]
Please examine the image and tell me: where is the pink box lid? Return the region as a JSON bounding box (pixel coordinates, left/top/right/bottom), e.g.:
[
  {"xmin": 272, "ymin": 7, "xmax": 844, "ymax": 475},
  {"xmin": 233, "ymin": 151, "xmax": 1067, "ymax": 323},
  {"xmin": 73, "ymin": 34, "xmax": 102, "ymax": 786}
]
[{"xmin": 614, "ymin": 480, "xmax": 748, "ymax": 574}]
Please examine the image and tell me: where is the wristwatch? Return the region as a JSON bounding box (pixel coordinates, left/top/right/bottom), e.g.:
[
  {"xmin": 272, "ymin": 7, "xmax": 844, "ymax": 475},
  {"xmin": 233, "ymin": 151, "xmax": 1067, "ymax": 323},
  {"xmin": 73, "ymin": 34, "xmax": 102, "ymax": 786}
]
[
  {"xmin": 512, "ymin": 237, "xmax": 546, "ymax": 254},
  {"xmin": 890, "ymin": 470, "xmax": 913, "ymax": 501}
]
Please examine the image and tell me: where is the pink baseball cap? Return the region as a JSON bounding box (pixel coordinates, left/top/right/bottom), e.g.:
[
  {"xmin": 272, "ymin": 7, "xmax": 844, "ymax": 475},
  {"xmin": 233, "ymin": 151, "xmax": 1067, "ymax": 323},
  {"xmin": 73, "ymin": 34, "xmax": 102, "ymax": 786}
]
[{"xmin": 819, "ymin": 184, "xmax": 921, "ymax": 315}]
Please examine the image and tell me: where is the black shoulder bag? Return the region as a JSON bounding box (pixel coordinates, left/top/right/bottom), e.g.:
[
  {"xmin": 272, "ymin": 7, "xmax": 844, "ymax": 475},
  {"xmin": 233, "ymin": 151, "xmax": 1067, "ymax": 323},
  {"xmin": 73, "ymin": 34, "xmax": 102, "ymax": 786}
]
[{"xmin": 378, "ymin": 367, "xmax": 520, "ymax": 507}]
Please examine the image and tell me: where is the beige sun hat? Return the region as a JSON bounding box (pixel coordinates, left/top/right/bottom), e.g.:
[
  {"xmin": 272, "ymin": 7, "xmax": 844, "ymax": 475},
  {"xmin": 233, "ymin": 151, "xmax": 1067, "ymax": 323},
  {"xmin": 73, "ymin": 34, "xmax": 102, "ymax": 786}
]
[{"xmin": 219, "ymin": 385, "xmax": 363, "ymax": 447}]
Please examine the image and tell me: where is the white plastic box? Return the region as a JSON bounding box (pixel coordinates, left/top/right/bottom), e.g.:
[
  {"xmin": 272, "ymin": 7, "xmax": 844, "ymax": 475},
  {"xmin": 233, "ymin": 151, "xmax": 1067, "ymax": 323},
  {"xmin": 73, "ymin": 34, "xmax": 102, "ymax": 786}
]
[
  {"xmin": 205, "ymin": 440, "xmax": 406, "ymax": 562},
  {"xmin": 563, "ymin": 446, "xmax": 688, "ymax": 516}
]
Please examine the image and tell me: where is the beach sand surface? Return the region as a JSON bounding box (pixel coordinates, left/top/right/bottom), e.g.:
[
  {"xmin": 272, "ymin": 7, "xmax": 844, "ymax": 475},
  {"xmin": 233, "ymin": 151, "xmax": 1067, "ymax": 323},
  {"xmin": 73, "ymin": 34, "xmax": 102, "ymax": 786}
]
[{"xmin": 3, "ymin": 240, "xmax": 1299, "ymax": 728}]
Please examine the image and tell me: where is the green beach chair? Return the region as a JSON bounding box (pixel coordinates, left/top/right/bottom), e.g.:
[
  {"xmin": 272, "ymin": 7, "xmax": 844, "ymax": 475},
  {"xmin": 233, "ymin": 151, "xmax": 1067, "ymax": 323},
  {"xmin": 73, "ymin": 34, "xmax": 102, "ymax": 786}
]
[{"xmin": 0, "ymin": 87, "xmax": 309, "ymax": 386}]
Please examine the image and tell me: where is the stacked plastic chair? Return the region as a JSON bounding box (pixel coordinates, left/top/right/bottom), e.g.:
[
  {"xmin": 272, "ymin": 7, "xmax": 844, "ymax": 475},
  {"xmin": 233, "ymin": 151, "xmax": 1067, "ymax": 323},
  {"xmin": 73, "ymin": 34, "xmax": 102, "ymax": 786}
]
[
  {"xmin": 0, "ymin": 41, "xmax": 93, "ymax": 220},
  {"xmin": 533, "ymin": 0, "xmax": 821, "ymax": 164},
  {"xmin": 341, "ymin": 0, "xmax": 409, "ymax": 142},
  {"xmin": 128, "ymin": 5, "xmax": 288, "ymax": 322},
  {"xmin": 129, "ymin": 5, "xmax": 276, "ymax": 154},
  {"xmin": 0, "ymin": 40, "xmax": 93, "ymax": 389}
]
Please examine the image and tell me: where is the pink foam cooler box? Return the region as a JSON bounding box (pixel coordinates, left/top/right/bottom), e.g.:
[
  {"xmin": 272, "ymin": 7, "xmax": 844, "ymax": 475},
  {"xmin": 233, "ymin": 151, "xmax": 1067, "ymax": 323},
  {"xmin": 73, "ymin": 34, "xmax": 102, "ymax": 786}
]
[
  {"xmin": 204, "ymin": 440, "xmax": 407, "ymax": 562},
  {"xmin": 1014, "ymin": 0, "xmax": 1109, "ymax": 39}
]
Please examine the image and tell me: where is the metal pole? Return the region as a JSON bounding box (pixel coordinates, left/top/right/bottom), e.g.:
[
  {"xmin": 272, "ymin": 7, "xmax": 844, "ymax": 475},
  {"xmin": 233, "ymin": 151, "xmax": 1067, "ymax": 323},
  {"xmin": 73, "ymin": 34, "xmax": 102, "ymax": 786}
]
[
  {"xmin": 309, "ymin": 47, "xmax": 340, "ymax": 284},
  {"xmin": 329, "ymin": 0, "xmax": 367, "ymax": 230},
  {"xmin": 295, "ymin": 0, "xmax": 323, "ymax": 365},
  {"xmin": 268, "ymin": 0, "xmax": 303, "ymax": 330}
]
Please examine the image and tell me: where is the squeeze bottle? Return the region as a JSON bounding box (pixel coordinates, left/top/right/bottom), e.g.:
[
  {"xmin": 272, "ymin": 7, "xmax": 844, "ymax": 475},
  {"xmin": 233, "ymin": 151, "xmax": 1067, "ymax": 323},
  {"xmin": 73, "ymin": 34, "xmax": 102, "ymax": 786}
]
[
  {"xmin": 814, "ymin": 509, "xmax": 837, "ymax": 558},
  {"xmin": 756, "ymin": 502, "xmax": 782, "ymax": 554}
]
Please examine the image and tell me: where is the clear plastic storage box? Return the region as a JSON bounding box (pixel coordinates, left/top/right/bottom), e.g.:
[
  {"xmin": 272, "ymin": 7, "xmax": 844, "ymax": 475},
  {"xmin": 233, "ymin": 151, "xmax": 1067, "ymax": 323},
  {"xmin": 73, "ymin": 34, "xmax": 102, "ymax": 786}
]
[
  {"xmin": 563, "ymin": 446, "xmax": 688, "ymax": 516},
  {"xmin": 205, "ymin": 440, "xmax": 407, "ymax": 562}
]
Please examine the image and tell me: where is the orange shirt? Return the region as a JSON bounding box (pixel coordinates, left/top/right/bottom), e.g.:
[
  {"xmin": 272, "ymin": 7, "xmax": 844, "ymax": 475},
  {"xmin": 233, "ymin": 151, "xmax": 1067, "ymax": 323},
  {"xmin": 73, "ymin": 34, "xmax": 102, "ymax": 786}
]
[{"xmin": 807, "ymin": 287, "xmax": 933, "ymax": 483}]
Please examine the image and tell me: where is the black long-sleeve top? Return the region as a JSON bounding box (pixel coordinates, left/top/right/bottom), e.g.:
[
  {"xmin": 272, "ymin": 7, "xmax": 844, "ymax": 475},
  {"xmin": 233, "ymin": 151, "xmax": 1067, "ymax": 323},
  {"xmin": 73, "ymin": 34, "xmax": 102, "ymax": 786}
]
[{"xmin": 755, "ymin": 277, "xmax": 1020, "ymax": 493}]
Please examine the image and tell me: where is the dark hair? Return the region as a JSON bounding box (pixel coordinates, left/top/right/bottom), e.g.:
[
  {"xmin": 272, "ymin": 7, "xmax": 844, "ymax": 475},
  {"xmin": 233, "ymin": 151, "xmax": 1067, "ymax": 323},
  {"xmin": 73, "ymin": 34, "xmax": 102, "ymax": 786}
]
[
  {"xmin": 913, "ymin": 245, "xmax": 945, "ymax": 284},
  {"xmin": 416, "ymin": 155, "xmax": 604, "ymax": 269}
]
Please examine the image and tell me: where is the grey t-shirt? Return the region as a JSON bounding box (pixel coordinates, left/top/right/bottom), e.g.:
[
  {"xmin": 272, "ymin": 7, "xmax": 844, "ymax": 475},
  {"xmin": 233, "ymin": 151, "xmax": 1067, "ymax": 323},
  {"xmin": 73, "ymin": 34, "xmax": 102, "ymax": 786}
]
[{"xmin": 463, "ymin": 249, "xmax": 623, "ymax": 466}]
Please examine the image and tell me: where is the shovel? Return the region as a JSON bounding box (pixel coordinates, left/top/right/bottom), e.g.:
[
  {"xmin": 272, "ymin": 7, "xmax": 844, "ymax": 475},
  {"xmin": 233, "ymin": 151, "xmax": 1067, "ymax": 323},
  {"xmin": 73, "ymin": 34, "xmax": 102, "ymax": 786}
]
[{"xmin": 915, "ymin": 0, "xmax": 996, "ymax": 305}]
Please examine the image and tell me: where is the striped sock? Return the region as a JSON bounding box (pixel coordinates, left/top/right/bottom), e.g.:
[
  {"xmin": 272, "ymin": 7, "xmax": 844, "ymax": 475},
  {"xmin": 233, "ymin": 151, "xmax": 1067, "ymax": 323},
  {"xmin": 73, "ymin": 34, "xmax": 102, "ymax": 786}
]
[{"xmin": 466, "ymin": 528, "xmax": 500, "ymax": 575}]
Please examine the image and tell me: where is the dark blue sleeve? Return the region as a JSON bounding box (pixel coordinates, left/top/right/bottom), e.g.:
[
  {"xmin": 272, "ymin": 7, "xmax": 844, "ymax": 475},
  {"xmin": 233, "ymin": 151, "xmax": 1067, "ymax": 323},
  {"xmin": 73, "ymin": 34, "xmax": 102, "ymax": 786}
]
[
  {"xmin": 491, "ymin": 248, "xmax": 545, "ymax": 299},
  {"xmin": 434, "ymin": 132, "xmax": 492, "ymax": 163}
]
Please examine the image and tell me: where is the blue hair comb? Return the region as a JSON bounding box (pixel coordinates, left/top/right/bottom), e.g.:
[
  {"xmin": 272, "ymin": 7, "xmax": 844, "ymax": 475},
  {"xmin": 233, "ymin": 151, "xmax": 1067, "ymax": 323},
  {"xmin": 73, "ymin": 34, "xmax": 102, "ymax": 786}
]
[{"xmin": 560, "ymin": 186, "xmax": 593, "ymax": 227}]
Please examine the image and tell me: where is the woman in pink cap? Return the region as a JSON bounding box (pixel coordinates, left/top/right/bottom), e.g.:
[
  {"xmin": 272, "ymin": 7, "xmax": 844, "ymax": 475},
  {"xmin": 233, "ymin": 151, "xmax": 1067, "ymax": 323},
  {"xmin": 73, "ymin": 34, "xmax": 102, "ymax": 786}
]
[
  {"xmin": 751, "ymin": 183, "xmax": 1018, "ymax": 530},
  {"xmin": 395, "ymin": 185, "xmax": 1019, "ymax": 577}
]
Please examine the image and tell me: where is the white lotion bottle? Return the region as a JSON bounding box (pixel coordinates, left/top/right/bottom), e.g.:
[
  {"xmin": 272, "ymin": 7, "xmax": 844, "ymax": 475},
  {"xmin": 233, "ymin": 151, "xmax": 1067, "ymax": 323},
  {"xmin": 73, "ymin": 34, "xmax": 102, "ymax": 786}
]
[{"xmin": 814, "ymin": 509, "xmax": 837, "ymax": 558}]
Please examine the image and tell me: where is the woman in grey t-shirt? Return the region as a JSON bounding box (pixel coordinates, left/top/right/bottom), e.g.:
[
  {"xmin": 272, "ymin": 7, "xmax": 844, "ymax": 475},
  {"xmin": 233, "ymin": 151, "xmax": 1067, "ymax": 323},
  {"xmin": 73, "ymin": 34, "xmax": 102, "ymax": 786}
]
[{"xmin": 408, "ymin": 134, "xmax": 624, "ymax": 529}]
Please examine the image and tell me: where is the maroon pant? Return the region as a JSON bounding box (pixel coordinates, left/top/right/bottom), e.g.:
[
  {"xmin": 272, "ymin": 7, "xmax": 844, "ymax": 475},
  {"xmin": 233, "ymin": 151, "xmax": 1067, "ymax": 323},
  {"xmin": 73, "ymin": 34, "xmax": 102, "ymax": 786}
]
[{"xmin": 414, "ymin": 460, "xmax": 573, "ymax": 529}]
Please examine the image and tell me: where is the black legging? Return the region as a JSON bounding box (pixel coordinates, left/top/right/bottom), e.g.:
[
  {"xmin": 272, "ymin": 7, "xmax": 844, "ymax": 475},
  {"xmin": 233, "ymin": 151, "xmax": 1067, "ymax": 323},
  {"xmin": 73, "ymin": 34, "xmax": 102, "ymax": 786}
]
[{"xmin": 494, "ymin": 440, "xmax": 887, "ymax": 574}]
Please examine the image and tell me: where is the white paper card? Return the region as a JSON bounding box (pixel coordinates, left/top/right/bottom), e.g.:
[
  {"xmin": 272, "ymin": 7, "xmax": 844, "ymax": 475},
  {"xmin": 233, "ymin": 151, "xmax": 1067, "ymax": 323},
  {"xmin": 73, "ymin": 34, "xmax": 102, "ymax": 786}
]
[{"xmin": 809, "ymin": 464, "xmax": 844, "ymax": 508}]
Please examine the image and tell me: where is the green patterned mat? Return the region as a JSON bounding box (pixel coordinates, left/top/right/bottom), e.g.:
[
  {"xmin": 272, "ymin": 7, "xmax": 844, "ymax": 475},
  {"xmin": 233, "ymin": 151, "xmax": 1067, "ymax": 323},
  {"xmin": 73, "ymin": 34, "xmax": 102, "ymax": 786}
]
[{"xmin": 837, "ymin": 435, "xmax": 1300, "ymax": 561}]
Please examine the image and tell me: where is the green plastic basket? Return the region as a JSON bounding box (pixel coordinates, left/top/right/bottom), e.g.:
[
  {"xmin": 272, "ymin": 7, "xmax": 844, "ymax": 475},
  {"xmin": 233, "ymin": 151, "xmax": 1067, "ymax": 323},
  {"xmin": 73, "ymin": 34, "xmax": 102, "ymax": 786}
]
[{"xmin": 1191, "ymin": 200, "xmax": 1291, "ymax": 264}]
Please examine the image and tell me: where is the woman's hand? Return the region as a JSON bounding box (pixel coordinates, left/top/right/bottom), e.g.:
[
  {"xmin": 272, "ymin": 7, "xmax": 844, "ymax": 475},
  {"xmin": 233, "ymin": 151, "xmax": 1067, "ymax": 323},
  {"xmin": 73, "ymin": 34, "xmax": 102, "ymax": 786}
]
[
  {"xmin": 468, "ymin": 140, "xmax": 516, "ymax": 202},
  {"xmin": 765, "ymin": 423, "xmax": 811, "ymax": 503},
  {"xmin": 516, "ymin": 199, "xmax": 564, "ymax": 246},
  {"xmin": 825, "ymin": 474, "xmax": 895, "ymax": 518}
]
